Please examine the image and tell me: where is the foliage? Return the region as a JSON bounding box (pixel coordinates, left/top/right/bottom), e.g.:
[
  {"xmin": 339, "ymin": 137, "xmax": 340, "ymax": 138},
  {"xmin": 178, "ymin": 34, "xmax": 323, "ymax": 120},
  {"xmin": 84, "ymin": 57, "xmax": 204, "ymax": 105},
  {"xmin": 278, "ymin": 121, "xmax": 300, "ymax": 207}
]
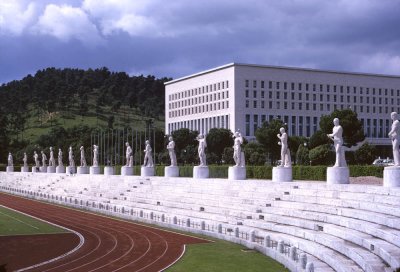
[
  {"xmin": 288, "ymin": 136, "xmax": 307, "ymax": 164},
  {"xmin": 309, "ymin": 144, "xmax": 335, "ymax": 165},
  {"xmin": 222, "ymin": 147, "xmax": 234, "ymax": 165},
  {"xmin": 296, "ymin": 144, "xmax": 310, "ymax": 165},
  {"xmin": 171, "ymin": 128, "xmax": 198, "ymax": 164},
  {"xmin": 243, "ymin": 142, "xmax": 265, "ymax": 165},
  {"xmin": 255, "ymin": 119, "xmax": 285, "ymax": 163},
  {"xmin": 354, "ymin": 143, "xmax": 377, "ymax": 165},
  {"xmin": 309, "ymin": 130, "xmax": 330, "ymax": 149},
  {"xmin": 345, "ymin": 151, "xmax": 356, "ymax": 165},
  {"xmin": 205, "ymin": 128, "xmax": 233, "ymax": 164},
  {"xmin": 319, "ymin": 109, "xmax": 365, "ymax": 148}
]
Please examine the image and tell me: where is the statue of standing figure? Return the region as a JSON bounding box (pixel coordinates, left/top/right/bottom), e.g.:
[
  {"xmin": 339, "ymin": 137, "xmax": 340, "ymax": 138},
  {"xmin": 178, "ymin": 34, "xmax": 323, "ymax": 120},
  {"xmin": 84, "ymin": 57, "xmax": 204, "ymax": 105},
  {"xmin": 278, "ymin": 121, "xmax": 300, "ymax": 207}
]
[
  {"xmin": 23, "ymin": 152, "xmax": 28, "ymax": 167},
  {"xmin": 277, "ymin": 127, "xmax": 291, "ymax": 167},
  {"xmin": 33, "ymin": 151, "xmax": 40, "ymax": 168},
  {"xmin": 125, "ymin": 142, "xmax": 133, "ymax": 167},
  {"xmin": 41, "ymin": 151, "xmax": 47, "ymax": 167},
  {"xmin": 80, "ymin": 146, "xmax": 87, "ymax": 167},
  {"xmin": 49, "ymin": 147, "xmax": 56, "ymax": 167},
  {"xmin": 58, "ymin": 148, "xmax": 63, "ymax": 167},
  {"xmin": 167, "ymin": 136, "xmax": 177, "ymax": 166},
  {"xmin": 233, "ymin": 131, "xmax": 245, "ymax": 167},
  {"xmin": 143, "ymin": 140, "xmax": 154, "ymax": 167},
  {"xmin": 197, "ymin": 134, "xmax": 207, "ymax": 166},
  {"xmin": 93, "ymin": 145, "xmax": 99, "ymax": 167},
  {"xmin": 388, "ymin": 112, "xmax": 400, "ymax": 166},
  {"xmin": 327, "ymin": 118, "xmax": 346, "ymax": 167},
  {"xmin": 68, "ymin": 146, "xmax": 75, "ymax": 167},
  {"xmin": 7, "ymin": 152, "xmax": 13, "ymax": 167}
]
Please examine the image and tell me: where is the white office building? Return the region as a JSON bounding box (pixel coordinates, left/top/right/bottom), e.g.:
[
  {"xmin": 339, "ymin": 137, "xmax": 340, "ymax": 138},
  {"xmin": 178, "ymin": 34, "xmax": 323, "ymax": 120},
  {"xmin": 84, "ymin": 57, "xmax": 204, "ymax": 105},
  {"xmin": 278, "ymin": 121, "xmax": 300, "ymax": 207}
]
[{"xmin": 165, "ymin": 63, "xmax": 400, "ymax": 146}]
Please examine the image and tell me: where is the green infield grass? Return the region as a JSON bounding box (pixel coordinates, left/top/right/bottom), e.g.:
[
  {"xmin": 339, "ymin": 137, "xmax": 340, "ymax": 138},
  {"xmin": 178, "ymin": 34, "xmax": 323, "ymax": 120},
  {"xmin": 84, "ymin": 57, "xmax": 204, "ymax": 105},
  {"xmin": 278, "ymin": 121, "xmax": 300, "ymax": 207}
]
[{"xmin": 0, "ymin": 205, "xmax": 67, "ymax": 236}]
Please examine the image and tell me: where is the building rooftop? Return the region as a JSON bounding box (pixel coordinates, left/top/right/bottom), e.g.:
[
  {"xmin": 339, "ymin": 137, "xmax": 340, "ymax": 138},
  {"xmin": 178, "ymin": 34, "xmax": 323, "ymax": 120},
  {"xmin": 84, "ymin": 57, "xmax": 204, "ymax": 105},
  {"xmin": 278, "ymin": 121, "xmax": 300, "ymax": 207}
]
[{"xmin": 164, "ymin": 62, "xmax": 400, "ymax": 85}]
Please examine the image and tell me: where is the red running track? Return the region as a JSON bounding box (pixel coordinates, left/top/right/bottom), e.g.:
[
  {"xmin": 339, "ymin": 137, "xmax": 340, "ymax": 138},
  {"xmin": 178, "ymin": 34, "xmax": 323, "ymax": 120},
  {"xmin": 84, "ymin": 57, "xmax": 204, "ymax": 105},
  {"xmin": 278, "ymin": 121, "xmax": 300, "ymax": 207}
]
[{"xmin": 0, "ymin": 193, "xmax": 209, "ymax": 272}]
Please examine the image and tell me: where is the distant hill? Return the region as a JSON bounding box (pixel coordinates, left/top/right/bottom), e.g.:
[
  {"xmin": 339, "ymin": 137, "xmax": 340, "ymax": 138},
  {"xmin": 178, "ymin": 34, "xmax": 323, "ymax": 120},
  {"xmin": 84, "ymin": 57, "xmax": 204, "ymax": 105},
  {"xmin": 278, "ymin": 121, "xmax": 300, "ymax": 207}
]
[{"xmin": 0, "ymin": 67, "xmax": 170, "ymax": 162}]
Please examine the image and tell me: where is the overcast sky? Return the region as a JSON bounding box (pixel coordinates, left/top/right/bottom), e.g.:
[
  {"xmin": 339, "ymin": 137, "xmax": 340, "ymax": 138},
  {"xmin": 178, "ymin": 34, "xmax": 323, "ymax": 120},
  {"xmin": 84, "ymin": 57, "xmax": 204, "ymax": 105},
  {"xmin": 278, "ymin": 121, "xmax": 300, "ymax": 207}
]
[{"xmin": 1, "ymin": 0, "xmax": 399, "ymax": 84}]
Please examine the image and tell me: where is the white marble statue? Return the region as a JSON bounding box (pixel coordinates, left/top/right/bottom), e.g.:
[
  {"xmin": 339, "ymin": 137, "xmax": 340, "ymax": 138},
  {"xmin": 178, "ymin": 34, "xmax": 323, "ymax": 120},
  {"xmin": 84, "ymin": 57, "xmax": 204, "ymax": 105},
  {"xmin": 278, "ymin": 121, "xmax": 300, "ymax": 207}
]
[
  {"xmin": 80, "ymin": 146, "xmax": 87, "ymax": 167},
  {"xmin": 233, "ymin": 131, "xmax": 245, "ymax": 167},
  {"xmin": 49, "ymin": 147, "xmax": 56, "ymax": 167},
  {"xmin": 58, "ymin": 148, "xmax": 63, "ymax": 167},
  {"xmin": 125, "ymin": 142, "xmax": 133, "ymax": 167},
  {"xmin": 93, "ymin": 145, "xmax": 99, "ymax": 167},
  {"xmin": 33, "ymin": 151, "xmax": 40, "ymax": 168},
  {"xmin": 388, "ymin": 112, "xmax": 400, "ymax": 166},
  {"xmin": 41, "ymin": 151, "xmax": 47, "ymax": 167},
  {"xmin": 327, "ymin": 118, "xmax": 346, "ymax": 167},
  {"xmin": 68, "ymin": 146, "xmax": 75, "ymax": 167},
  {"xmin": 143, "ymin": 140, "xmax": 154, "ymax": 167},
  {"xmin": 167, "ymin": 136, "xmax": 177, "ymax": 166},
  {"xmin": 7, "ymin": 152, "xmax": 13, "ymax": 167},
  {"xmin": 197, "ymin": 134, "xmax": 207, "ymax": 166},
  {"xmin": 277, "ymin": 127, "xmax": 291, "ymax": 167},
  {"xmin": 23, "ymin": 152, "xmax": 28, "ymax": 167}
]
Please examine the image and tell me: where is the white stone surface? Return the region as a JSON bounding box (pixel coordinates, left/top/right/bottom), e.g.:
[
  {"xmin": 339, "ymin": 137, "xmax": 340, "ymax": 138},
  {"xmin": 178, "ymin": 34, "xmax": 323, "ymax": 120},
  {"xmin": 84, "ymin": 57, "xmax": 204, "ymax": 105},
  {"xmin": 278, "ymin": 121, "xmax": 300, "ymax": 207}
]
[
  {"xmin": 228, "ymin": 166, "xmax": 246, "ymax": 180},
  {"xmin": 272, "ymin": 167, "xmax": 292, "ymax": 182},
  {"xmin": 21, "ymin": 166, "xmax": 29, "ymax": 173},
  {"xmin": 104, "ymin": 166, "xmax": 115, "ymax": 176},
  {"xmin": 165, "ymin": 166, "xmax": 179, "ymax": 177},
  {"xmin": 383, "ymin": 166, "xmax": 400, "ymax": 187},
  {"xmin": 66, "ymin": 166, "xmax": 76, "ymax": 175},
  {"xmin": 141, "ymin": 166, "xmax": 154, "ymax": 177},
  {"xmin": 47, "ymin": 166, "xmax": 56, "ymax": 173},
  {"xmin": 77, "ymin": 166, "xmax": 89, "ymax": 175},
  {"xmin": 56, "ymin": 165, "xmax": 65, "ymax": 173},
  {"xmin": 39, "ymin": 166, "xmax": 47, "ymax": 173},
  {"xmin": 90, "ymin": 166, "xmax": 101, "ymax": 175},
  {"xmin": 193, "ymin": 166, "xmax": 209, "ymax": 179},
  {"xmin": 32, "ymin": 167, "xmax": 38, "ymax": 173},
  {"xmin": 327, "ymin": 167, "xmax": 349, "ymax": 184},
  {"xmin": 6, "ymin": 166, "xmax": 14, "ymax": 172},
  {"xmin": 121, "ymin": 166, "xmax": 134, "ymax": 176}
]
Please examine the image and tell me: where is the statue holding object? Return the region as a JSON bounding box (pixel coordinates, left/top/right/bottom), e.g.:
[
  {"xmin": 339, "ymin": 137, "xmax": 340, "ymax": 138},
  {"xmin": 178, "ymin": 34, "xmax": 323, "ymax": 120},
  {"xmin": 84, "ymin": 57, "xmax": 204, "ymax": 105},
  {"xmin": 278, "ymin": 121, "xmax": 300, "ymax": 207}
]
[
  {"xmin": 327, "ymin": 118, "xmax": 347, "ymax": 167},
  {"xmin": 277, "ymin": 127, "xmax": 291, "ymax": 167},
  {"xmin": 233, "ymin": 131, "xmax": 245, "ymax": 167},
  {"xmin": 197, "ymin": 134, "xmax": 207, "ymax": 166},
  {"xmin": 143, "ymin": 140, "xmax": 154, "ymax": 167}
]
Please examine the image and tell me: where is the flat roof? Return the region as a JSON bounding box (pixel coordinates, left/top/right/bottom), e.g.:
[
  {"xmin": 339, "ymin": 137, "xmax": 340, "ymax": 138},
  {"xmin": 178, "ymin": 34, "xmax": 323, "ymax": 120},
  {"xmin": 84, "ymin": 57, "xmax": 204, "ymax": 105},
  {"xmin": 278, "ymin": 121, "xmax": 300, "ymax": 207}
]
[{"xmin": 164, "ymin": 62, "xmax": 400, "ymax": 85}]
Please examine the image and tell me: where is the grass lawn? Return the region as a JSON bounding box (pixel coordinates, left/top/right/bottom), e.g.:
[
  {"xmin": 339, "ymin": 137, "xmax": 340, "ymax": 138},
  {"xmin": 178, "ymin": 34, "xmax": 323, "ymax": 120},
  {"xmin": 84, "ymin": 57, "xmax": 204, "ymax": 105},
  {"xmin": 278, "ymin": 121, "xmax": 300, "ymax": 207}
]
[
  {"xmin": 0, "ymin": 205, "xmax": 67, "ymax": 236},
  {"xmin": 167, "ymin": 239, "xmax": 288, "ymax": 272}
]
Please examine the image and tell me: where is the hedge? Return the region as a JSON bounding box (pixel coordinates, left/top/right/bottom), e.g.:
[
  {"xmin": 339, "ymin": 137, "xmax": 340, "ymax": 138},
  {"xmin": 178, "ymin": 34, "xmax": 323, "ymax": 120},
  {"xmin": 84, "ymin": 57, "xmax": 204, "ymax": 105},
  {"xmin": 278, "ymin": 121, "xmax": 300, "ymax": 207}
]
[{"xmin": 1, "ymin": 164, "xmax": 384, "ymax": 180}]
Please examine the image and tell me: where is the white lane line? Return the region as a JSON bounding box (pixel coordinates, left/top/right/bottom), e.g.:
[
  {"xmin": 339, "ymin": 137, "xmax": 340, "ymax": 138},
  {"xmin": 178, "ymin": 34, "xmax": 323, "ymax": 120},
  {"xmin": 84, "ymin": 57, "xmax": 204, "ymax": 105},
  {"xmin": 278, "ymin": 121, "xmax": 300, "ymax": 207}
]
[
  {"xmin": 0, "ymin": 204, "xmax": 85, "ymax": 272},
  {"xmin": 158, "ymin": 244, "xmax": 187, "ymax": 272},
  {"xmin": 0, "ymin": 209, "xmax": 39, "ymax": 229}
]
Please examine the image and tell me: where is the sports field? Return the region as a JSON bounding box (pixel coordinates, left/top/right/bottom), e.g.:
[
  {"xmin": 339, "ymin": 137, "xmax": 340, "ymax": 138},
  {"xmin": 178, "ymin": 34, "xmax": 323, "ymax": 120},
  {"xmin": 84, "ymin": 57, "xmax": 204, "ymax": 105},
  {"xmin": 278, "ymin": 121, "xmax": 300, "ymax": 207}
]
[{"xmin": 0, "ymin": 205, "xmax": 66, "ymax": 236}]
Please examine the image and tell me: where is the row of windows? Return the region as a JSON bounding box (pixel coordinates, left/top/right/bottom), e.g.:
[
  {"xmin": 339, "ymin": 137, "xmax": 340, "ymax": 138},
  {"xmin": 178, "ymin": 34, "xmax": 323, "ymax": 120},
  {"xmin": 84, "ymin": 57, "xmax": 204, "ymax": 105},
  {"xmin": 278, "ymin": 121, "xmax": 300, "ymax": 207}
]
[
  {"xmin": 168, "ymin": 115, "xmax": 230, "ymax": 135},
  {"xmin": 169, "ymin": 101, "xmax": 229, "ymax": 118},
  {"xmin": 169, "ymin": 91, "xmax": 229, "ymax": 109},
  {"xmin": 244, "ymin": 114, "xmax": 394, "ymax": 139},
  {"xmin": 245, "ymin": 100, "xmax": 400, "ymax": 114},
  {"xmin": 169, "ymin": 80, "xmax": 229, "ymax": 101},
  {"xmin": 245, "ymin": 79, "xmax": 400, "ymax": 97}
]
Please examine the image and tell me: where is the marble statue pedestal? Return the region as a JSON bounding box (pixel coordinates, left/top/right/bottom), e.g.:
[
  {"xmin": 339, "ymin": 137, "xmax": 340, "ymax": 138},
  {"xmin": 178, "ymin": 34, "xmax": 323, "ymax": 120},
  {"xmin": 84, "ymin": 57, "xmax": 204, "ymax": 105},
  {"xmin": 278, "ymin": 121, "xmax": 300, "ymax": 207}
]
[
  {"xmin": 228, "ymin": 166, "xmax": 246, "ymax": 180},
  {"xmin": 193, "ymin": 166, "xmax": 209, "ymax": 179},
  {"xmin": 327, "ymin": 166, "xmax": 349, "ymax": 184},
  {"xmin": 121, "ymin": 166, "xmax": 134, "ymax": 176},
  {"xmin": 66, "ymin": 166, "xmax": 76, "ymax": 175},
  {"xmin": 141, "ymin": 166, "xmax": 154, "ymax": 177},
  {"xmin": 272, "ymin": 167, "xmax": 293, "ymax": 182},
  {"xmin": 165, "ymin": 166, "xmax": 179, "ymax": 177},
  {"xmin": 90, "ymin": 166, "xmax": 101, "ymax": 175},
  {"xmin": 6, "ymin": 166, "xmax": 14, "ymax": 173},
  {"xmin": 47, "ymin": 166, "xmax": 56, "ymax": 173},
  {"xmin": 56, "ymin": 166, "xmax": 65, "ymax": 174},
  {"xmin": 77, "ymin": 166, "xmax": 89, "ymax": 174},
  {"xmin": 383, "ymin": 166, "xmax": 400, "ymax": 187},
  {"xmin": 21, "ymin": 166, "xmax": 29, "ymax": 173},
  {"xmin": 39, "ymin": 166, "xmax": 47, "ymax": 173},
  {"xmin": 104, "ymin": 166, "xmax": 115, "ymax": 176}
]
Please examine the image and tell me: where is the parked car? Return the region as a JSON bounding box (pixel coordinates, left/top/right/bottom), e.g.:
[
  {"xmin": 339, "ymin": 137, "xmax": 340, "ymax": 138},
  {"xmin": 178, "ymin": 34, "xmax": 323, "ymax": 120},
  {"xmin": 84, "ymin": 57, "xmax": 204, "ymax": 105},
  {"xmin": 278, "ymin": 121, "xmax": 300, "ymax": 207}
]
[{"xmin": 372, "ymin": 158, "xmax": 394, "ymax": 166}]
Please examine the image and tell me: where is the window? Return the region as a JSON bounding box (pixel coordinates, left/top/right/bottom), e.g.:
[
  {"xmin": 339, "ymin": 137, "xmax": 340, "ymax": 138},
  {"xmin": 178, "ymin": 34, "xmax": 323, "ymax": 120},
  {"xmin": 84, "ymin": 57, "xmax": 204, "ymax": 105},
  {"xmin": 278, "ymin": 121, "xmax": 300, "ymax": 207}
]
[
  {"xmin": 284, "ymin": 82, "xmax": 287, "ymax": 90},
  {"xmin": 299, "ymin": 83, "xmax": 302, "ymax": 91},
  {"xmin": 291, "ymin": 82, "xmax": 295, "ymax": 90},
  {"xmin": 261, "ymin": 91, "xmax": 265, "ymax": 99},
  {"xmin": 253, "ymin": 90, "xmax": 257, "ymax": 98},
  {"xmin": 245, "ymin": 114, "xmax": 250, "ymax": 136},
  {"xmin": 277, "ymin": 92, "xmax": 280, "ymax": 99},
  {"xmin": 276, "ymin": 82, "xmax": 280, "ymax": 89},
  {"xmin": 261, "ymin": 101, "xmax": 265, "ymax": 108},
  {"xmin": 284, "ymin": 92, "xmax": 288, "ymax": 99},
  {"xmin": 269, "ymin": 101, "xmax": 273, "ymax": 108},
  {"xmin": 245, "ymin": 100, "xmax": 249, "ymax": 108},
  {"xmin": 269, "ymin": 81, "xmax": 272, "ymax": 89},
  {"xmin": 253, "ymin": 115, "xmax": 258, "ymax": 135},
  {"xmin": 261, "ymin": 81, "xmax": 265, "ymax": 88},
  {"xmin": 269, "ymin": 91, "xmax": 273, "ymax": 99},
  {"xmin": 253, "ymin": 80, "xmax": 257, "ymax": 88},
  {"xmin": 253, "ymin": 101, "xmax": 257, "ymax": 108},
  {"xmin": 298, "ymin": 103, "xmax": 302, "ymax": 110},
  {"xmin": 306, "ymin": 84, "xmax": 309, "ymax": 91},
  {"xmin": 245, "ymin": 80, "xmax": 249, "ymax": 87}
]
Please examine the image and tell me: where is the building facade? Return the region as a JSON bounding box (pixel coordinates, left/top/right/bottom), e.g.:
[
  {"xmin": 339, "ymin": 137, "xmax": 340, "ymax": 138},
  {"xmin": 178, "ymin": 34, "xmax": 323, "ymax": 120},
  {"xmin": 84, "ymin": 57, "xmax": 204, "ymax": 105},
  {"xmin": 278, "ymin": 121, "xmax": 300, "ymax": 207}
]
[{"xmin": 165, "ymin": 63, "xmax": 400, "ymax": 145}]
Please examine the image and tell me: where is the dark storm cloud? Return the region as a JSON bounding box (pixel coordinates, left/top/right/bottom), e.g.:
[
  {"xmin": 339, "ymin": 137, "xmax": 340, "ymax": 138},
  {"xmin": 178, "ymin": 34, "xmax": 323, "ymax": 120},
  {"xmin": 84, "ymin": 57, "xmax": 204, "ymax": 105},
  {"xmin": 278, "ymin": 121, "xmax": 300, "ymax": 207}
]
[{"xmin": 0, "ymin": 0, "xmax": 399, "ymax": 84}]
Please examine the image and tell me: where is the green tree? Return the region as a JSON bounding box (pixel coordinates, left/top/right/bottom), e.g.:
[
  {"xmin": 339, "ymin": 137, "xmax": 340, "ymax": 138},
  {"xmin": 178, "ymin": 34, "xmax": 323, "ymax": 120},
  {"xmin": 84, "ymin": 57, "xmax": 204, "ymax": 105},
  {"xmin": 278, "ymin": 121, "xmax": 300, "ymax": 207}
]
[
  {"xmin": 288, "ymin": 136, "xmax": 307, "ymax": 164},
  {"xmin": 206, "ymin": 128, "xmax": 234, "ymax": 164},
  {"xmin": 319, "ymin": 109, "xmax": 365, "ymax": 147},
  {"xmin": 244, "ymin": 142, "xmax": 265, "ymax": 165},
  {"xmin": 355, "ymin": 143, "xmax": 377, "ymax": 165},
  {"xmin": 222, "ymin": 147, "xmax": 235, "ymax": 165},
  {"xmin": 309, "ymin": 144, "xmax": 335, "ymax": 165},
  {"xmin": 255, "ymin": 119, "xmax": 285, "ymax": 163},
  {"xmin": 171, "ymin": 128, "xmax": 198, "ymax": 164},
  {"xmin": 309, "ymin": 130, "xmax": 330, "ymax": 149},
  {"xmin": 296, "ymin": 144, "xmax": 310, "ymax": 165}
]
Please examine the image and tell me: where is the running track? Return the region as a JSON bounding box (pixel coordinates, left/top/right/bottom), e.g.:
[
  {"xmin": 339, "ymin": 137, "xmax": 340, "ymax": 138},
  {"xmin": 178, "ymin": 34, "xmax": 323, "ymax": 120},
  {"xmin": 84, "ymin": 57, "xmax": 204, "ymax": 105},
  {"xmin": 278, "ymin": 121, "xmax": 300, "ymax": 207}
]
[{"xmin": 0, "ymin": 193, "xmax": 209, "ymax": 272}]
